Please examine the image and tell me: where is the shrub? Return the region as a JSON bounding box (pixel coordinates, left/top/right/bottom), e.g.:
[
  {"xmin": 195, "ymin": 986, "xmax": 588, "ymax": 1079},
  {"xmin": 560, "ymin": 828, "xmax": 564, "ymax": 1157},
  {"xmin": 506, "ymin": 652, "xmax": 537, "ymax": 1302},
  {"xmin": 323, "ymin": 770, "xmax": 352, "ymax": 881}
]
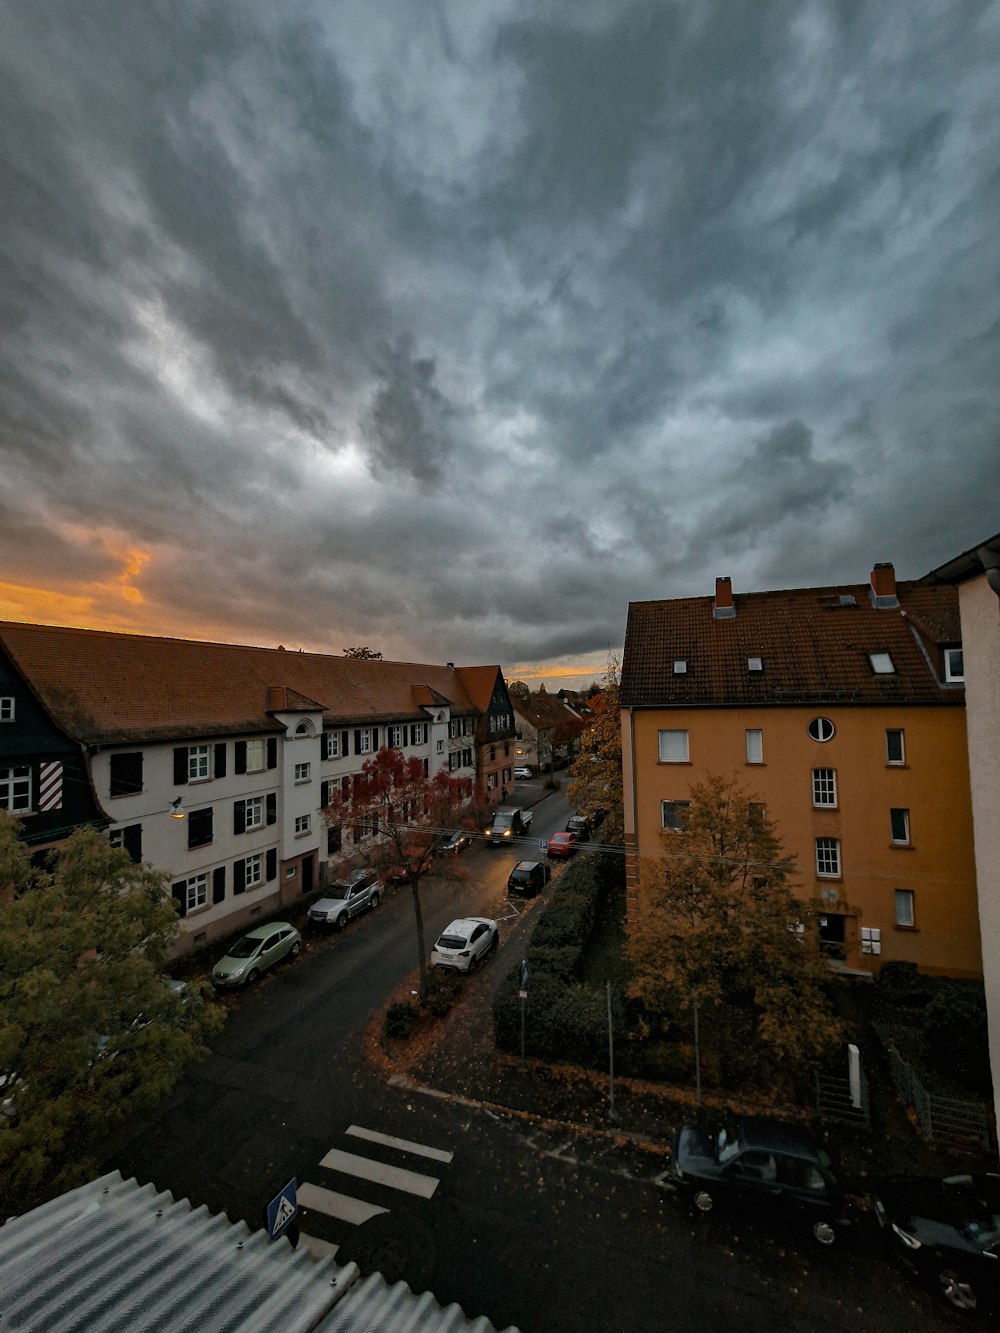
[
  {"xmin": 422, "ymin": 970, "xmax": 461, "ymax": 1019},
  {"xmin": 921, "ymin": 980, "xmax": 991, "ymax": 1094},
  {"xmin": 384, "ymin": 1002, "xmax": 417, "ymax": 1040}
]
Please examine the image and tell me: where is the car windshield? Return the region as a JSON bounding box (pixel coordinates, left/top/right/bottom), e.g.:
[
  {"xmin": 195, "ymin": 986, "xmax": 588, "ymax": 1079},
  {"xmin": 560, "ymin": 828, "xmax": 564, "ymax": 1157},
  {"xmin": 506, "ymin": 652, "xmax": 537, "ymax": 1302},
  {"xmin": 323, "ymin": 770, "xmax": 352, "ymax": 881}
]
[
  {"xmin": 437, "ymin": 934, "xmax": 467, "ymax": 950},
  {"xmin": 227, "ymin": 937, "xmax": 261, "ymax": 959}
]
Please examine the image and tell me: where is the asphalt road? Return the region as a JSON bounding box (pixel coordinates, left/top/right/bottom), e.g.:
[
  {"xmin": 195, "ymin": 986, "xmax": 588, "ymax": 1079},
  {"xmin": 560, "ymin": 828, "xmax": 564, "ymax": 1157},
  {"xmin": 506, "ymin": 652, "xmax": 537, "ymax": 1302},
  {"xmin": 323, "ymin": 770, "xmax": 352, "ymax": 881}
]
[{"xmin": 105, "ymin": 784, "xmax": 962, "ymax": 1333}]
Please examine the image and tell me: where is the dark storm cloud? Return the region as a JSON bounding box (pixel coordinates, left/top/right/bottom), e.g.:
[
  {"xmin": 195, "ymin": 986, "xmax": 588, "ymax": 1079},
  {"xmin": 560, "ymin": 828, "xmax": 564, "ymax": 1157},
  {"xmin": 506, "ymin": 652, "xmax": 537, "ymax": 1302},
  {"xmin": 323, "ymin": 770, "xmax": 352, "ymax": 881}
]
[{"xmin": 0, "ymin": 0, "xmax": 996, "ymax": 677}]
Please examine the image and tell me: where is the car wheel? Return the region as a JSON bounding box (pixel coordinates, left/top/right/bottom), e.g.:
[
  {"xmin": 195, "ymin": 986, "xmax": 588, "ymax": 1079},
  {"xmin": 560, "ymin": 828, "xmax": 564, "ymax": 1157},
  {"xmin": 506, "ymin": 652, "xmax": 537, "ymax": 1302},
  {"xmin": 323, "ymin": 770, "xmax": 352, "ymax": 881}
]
[
  {"xmin": 246, "ymin": 968, "xmax": 260, "ymax": 986},
  {"xmin": 290, "ymin": 940, "xmax": 302, "ymax": 957},
  {"xmin": 467, "ymin": 954, "xmax": 478, "ymax": 973},
  {"xmin": 335, "ymin": 913, "xmax": 348, "ymax": 931},
  {"xmin": 937, "ymin": 1267, "xmax": 977, "ymax": 1313},
  {"xmin": 812, "ymin": 1220, "xmax": 836, "ymax": 1246},
  {"xmin": 693, "ymin": 1190, "xmax": 714, "ymax": 1213},
  {"xmin": 369, "ymin": 891, "xmax": 380, "ymax": 909}
]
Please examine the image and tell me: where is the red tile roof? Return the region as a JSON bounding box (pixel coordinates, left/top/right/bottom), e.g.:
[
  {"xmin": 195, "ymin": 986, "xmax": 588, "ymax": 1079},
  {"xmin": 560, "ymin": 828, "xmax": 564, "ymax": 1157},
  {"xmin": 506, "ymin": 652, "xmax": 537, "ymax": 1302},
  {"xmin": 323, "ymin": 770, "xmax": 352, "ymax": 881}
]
[
  {"xmin": 620, "ymin": 580, "xmax": 962, "ymax": 708},
  {"xmin": 0, "ymin": 621, "xmax": 484, "ymax": 745}
]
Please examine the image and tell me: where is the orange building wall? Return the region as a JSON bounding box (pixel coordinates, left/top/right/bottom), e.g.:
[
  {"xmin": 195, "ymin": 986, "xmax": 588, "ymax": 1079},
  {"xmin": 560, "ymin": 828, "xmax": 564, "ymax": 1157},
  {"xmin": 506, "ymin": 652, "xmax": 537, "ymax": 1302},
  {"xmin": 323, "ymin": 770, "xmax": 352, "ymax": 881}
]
[{"xmin": 622, "ymin": 704, "xmax": 981, "ymax": 978}]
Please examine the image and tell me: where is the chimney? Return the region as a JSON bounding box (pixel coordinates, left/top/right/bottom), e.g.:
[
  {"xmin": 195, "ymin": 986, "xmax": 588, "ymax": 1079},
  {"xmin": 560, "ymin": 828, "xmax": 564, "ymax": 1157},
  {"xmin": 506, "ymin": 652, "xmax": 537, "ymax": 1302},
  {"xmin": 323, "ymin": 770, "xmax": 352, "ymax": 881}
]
[
  {"xmin": 713, "ymin": 575, "xmax": 735, "ymax": 620},
  {"xmin": 869, "ymin": 562, "xmax": 899, "ymax": 610}
]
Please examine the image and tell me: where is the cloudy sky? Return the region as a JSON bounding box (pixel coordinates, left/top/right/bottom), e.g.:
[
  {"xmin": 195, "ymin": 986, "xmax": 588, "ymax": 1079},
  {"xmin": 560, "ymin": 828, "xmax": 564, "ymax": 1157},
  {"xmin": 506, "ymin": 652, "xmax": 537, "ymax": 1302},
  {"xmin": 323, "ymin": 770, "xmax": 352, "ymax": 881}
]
[{"xmin": 1, "ymin": 1, "xmax": 997, "ymax": 689}]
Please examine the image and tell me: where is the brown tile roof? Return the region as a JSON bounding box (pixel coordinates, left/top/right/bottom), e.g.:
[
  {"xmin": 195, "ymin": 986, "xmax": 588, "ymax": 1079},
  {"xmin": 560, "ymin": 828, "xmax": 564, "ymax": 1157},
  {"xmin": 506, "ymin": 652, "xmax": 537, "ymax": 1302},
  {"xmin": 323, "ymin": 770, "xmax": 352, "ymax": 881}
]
[
  {"xmin": 454, "ymin": 665, "xmax": 504, "ymax": 711},
  {"xmin": 515, "ymin": 693, "xmax": 583, "ymax": 729},
  {"xmin": 0, "ymin": 622, "xmax": 484, "ymax": 746},
  {"xmin": 620, "ymin": 580, "xmax": 963, "ymax": 709}
]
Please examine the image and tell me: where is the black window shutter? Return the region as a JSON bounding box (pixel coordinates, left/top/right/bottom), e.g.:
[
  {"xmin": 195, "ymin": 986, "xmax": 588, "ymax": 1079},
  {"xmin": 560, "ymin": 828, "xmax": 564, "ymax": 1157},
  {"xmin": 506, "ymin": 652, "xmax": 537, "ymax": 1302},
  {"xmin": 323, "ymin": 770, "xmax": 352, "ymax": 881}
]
[
  {"xmin": 266, "ymin": 848, "xmax": 277, "ymax": 882},
  {"xmin": 341, "ymin": 729, "xmax": 349, "ymax": 756},
  {"xmin": 171, "ymin": 881, "xmax": 187, "ymax": 917},
  {"xmin": 233, "ymin": 859, "xmax": 246, "ymax": 895},
  {"xmin": 320, "ymin": 780, "xmax": 329, "ymax": 806},
  {"xmin": 214, "ymin": 743, "xmax": 227, "ymax": 778},
  {"xmin": 267, "ymin": 737, "xmax": 277, "ymax": 769},
  {"xmin": 173, "ymin": 748, "xmax": 188, "ymax": 785},
  {"xmin": 235, "ymin": 741, "xmax": 247, "ymax": 775},
  {"xmin": 234, "ymin": 800, "xmax": 246, "ymax": 835},
  {"xmin": 354, "ymin": 729, "xmax": 362, "ymax": 754},
  {"xmin": 123, "ymin": 823, "xmax": 142, "ymax": 863},
  {"xmin": 266, "ymin": 793, "xmax": 277, "ymax": 825},
  {"xmin": 213, "ymin": 866, "xmax": 226, "ymax": 903}
]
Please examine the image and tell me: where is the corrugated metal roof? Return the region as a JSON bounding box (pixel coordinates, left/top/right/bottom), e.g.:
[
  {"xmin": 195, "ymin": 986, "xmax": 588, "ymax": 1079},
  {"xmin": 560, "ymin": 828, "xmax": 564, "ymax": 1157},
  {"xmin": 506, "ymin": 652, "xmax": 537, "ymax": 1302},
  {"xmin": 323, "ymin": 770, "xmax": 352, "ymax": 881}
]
[{"xmin": 0, "ymin": 1173, "xmax": 520, "ymax": 1333}]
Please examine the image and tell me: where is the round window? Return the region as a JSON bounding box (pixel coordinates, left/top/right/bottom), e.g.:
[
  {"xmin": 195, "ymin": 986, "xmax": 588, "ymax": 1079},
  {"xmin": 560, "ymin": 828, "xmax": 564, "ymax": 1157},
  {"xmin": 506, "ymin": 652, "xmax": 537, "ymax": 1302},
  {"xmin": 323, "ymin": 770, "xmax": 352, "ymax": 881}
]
[{"xmin": 807, "ymin": 717, "xmax": 835, "ymax": 742}]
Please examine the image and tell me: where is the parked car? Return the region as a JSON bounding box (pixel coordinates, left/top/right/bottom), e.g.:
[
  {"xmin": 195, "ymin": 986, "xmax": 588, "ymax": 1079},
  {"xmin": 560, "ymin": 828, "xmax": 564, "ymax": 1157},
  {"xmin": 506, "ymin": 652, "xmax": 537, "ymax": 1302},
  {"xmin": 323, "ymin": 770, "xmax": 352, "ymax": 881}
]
[
  {"xmin": 671, "ymin": 1115, "xmax": 850, "ymax": 1245},
  {"xmin": 507, "ymin": 859, "xmax": 551, "ymax": 896},
  {"xmin": 430, "ymin": 917, "xmax": 499, "ymax": 973},
  {"xmin": 546, "ymin": 831, "xmax": 579, "ymax": 859},
  {"xmin": 566, "ymin": 815, "xmax": 591, "ymax": 840},
  {"xmin": 386, "ymin": 846, "xmax": 433, "ymax": 882},
  {"xmin": 211, "ymin": 923, "xmax": 302, "ymax": 988},
  {"xmin": 873, "ymin": 1173, "xmax": 1000, "ymax": 1314},
  {"xmin": 435, "ymin": 831, "xmax": 473, "ymax": 856},
  {"xmin": 308, "ymin": 868, "xmax": 382, "ymax": 927},
  {"xmin": 514, "ymin": 767, "xmax": 533, "ymax": 781}
]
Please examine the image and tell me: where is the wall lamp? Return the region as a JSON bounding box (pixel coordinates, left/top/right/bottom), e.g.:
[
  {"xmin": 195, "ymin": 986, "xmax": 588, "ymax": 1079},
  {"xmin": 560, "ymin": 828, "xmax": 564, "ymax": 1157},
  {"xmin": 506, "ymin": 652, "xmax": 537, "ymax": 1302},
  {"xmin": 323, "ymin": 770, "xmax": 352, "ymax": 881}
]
[{"xmin": 169, "ymin": 798, "xmax": 187, "ymax": 820}]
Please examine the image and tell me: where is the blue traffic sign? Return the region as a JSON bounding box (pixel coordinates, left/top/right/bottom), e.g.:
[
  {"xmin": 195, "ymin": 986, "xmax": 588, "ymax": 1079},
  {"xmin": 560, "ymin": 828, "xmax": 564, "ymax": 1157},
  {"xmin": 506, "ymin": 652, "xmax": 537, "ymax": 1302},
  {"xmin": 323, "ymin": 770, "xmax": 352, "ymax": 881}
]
[{"xmin": 266, "ymin": 1179, "xmax": 298, "ymax": 1241}]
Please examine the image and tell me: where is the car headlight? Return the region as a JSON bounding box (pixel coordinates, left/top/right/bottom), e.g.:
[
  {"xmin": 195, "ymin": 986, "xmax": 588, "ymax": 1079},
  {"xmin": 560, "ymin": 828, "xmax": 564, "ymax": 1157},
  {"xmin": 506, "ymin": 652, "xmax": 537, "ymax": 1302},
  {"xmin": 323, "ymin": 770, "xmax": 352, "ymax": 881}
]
[
  {"xmin": 230, "ymin": 965, "xmax": 245, "ymax": 979},
  {"xmin": 890, "ymin": 1222, "xmax": 921, "ymax": 1250}
]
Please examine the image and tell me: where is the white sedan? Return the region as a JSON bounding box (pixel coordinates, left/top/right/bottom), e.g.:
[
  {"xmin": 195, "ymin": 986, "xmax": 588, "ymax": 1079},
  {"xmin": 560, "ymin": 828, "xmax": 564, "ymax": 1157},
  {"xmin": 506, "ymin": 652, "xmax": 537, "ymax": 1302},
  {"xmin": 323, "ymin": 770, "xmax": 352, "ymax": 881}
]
[{"xmin": 430, "ymin": 917, "xmax": 499, "ymax": 973}]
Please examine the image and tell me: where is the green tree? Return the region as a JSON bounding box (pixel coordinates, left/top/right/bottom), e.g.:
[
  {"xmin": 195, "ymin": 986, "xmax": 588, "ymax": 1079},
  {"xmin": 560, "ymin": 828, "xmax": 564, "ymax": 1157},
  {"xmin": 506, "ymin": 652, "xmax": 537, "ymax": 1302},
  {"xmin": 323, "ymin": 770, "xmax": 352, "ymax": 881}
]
[
  {"xmin": 0, "ymin": 818, "xmax": 222, "ymax": 1215},
  {"xmin": 323, "ymin": 749, "xmax": 481, "ymax": 999},
  {"xmin": 566, "ymin": 661, "xmax": 624, "ymax": 845},
  {"xmin": 507, "ymin": 679, "xmax": 530, "ymax": 701},
  {"xmin": 343, "ymin": 646, "xmax": 383, "ymax": 660},
  {"xmin": 628, "ymin": 775, "xmax": 842, "ymax": 1081}
]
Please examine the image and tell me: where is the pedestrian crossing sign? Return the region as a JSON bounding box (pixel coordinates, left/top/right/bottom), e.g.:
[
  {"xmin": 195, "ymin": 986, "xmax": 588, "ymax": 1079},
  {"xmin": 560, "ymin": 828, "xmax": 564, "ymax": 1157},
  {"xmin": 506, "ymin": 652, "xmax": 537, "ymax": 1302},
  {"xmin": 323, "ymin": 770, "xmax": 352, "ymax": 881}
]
[{"xmin": 266, "ymin": 1179, "xmax": 298, "ymax": 1241}]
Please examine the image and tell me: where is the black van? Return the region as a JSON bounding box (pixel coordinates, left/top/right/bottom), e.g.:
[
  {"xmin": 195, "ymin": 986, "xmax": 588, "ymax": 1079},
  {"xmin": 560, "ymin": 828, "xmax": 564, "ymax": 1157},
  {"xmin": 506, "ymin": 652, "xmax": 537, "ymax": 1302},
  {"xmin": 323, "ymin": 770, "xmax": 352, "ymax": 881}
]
[{"xmin": 506, "ymin": 860, "xmax": 551, "ymax": 896}]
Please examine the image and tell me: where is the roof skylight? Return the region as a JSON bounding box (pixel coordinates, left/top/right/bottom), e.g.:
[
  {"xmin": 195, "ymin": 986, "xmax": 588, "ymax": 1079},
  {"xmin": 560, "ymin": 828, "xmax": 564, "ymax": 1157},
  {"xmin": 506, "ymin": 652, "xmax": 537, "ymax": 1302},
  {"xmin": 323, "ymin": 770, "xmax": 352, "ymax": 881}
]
[{"xmin": 869, "ymin": 652, "xmax": 895, "ymax": 674}]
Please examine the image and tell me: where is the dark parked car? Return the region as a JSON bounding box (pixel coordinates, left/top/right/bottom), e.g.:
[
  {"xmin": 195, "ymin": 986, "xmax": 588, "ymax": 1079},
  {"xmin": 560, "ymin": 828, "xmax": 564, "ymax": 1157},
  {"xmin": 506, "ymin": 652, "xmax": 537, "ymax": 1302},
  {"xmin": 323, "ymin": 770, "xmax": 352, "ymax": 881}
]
[
  {"xmin": 435, "ymin": 831, "xmax": 473, "ymax": 855},
  {"xmin": 566, "ymin": 815, "xmax": 591, "ymax": 840},
  {"xmin": 507, "ymin": 859, "xmax": 551, "ymax": 896},
  {"xmin": 671, "ymin": 1116, "xmax": 849, "ymax": 1246},
  {"xmin": 873, "ymin": 1173, "xmax": 1000, "ymax": 1315}
]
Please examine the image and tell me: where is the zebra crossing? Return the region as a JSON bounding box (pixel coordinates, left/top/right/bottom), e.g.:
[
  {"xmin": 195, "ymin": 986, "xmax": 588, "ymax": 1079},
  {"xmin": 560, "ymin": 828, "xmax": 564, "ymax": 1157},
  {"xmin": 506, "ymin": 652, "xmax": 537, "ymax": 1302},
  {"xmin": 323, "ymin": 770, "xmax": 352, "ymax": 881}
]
[{"xmin": 297, "ymin": 1122, "xmax": 454, "ymax": 1259}]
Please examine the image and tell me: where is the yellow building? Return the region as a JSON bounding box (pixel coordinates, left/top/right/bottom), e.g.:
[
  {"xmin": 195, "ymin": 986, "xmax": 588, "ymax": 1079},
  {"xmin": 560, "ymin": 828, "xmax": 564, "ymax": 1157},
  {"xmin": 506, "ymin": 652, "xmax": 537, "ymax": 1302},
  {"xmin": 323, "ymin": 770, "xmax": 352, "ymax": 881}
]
[{"xmin": 620, "ymin": 563, "xmax": 981, "ymax": 978}]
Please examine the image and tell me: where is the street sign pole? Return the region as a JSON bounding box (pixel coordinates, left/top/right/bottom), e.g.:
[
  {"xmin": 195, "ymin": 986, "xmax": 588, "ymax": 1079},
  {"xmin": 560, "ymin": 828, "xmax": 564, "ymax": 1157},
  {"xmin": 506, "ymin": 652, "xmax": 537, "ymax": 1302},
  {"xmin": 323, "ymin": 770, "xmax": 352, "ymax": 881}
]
[{"xmin": 518, "ymin": 959, "xmax": 528, "ymax": 1070}]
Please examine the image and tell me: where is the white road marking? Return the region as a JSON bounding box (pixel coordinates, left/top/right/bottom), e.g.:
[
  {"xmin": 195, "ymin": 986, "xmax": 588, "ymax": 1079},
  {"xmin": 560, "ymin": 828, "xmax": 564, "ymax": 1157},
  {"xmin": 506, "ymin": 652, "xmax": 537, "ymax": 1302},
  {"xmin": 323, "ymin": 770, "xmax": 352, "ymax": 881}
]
[
  {"xmin": 346, "ymin": 1124, "xmax": 454, "ymax": 1164},
  {"xmin": 298, "ymin": 1232, "xmax": 340, "ymax": 1260},
  {"xmin": 319, "ymin": 1147, "xmax": 440, "ymax": 1198},
  {"xmin": 298, "ymin": 1182, "xmax": 388, "ymax": 1225}
]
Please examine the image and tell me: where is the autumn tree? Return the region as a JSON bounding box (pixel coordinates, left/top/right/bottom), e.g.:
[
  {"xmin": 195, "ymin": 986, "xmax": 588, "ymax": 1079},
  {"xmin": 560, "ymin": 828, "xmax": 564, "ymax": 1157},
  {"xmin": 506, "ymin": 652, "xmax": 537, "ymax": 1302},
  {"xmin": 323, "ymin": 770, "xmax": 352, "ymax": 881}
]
[
  {"xmin": 343, "ymin": 646, "xmax": 383, "ymax": 660},
  {"xmin": 0, "ymin": 818, "xmax": 222, "ymax": 1215},
  {"xmin": 566, "ymin": 661, "xmax": 624, "ymax": 846},
  {"xmin": 628, "ymin": 775, "xmax": 842, "ymax": 1083},
  {"xmin": 507, "ymin": 679, "xmax": 530, "ymax": 701},
  {"xmin": 323, "ymin": 749, "xmax": 482, "ymax": 998}
]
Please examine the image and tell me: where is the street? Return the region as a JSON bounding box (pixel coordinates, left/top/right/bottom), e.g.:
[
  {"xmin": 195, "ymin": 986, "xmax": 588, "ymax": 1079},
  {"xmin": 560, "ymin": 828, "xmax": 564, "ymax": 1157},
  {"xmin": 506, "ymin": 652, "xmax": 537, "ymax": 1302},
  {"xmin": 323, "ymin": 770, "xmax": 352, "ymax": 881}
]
[{"xmin": 106, "ymin": 785, "xmax": 961, "ymax": 1333}]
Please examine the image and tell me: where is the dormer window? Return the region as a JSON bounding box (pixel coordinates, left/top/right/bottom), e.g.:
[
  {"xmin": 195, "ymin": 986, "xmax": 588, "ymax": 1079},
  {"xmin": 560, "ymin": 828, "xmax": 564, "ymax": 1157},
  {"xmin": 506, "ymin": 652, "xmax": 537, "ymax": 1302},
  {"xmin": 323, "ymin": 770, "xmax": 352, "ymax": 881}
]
[
  {"xmin": 673, "ymin": 660, "xmax": 687, "ymax": 675},
  {"xmin": 747, "ymin": 656, "xmax": 763, "ymax": 673},
  {"xmin": 944, "ymin": 648, "xmax": 964, "ymax": 682},
  {"xmin": 868, "ymin": 652, "xmax": 895, "ymax": 675}
]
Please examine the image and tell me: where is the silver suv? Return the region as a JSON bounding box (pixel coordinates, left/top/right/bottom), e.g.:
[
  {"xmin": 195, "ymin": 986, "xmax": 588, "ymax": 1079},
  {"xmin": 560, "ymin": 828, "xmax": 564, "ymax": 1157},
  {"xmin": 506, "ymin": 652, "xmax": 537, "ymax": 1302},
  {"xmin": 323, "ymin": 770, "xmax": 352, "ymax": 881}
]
[{"xmin": 308, "ymin": 868, "xmax": 382, "ymax": 930}]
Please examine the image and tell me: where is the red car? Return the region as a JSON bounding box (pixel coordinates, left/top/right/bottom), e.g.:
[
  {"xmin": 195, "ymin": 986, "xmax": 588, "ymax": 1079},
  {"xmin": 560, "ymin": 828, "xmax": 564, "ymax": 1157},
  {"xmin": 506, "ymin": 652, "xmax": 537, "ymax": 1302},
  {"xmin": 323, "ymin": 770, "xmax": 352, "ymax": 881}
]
[{"xmin": 546, "ymin": 831, "xmax": 579, "ymax": 859}]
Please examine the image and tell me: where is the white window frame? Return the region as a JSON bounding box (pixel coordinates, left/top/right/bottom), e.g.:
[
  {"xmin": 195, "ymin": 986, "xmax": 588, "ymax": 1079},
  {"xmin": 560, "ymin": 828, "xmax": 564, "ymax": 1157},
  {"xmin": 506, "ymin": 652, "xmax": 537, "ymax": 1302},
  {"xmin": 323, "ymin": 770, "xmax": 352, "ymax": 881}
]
[
  {"xmin": 658, "ymin": 729, "xmax": 689, "ymax": 763},
  {"xmin": 0, "ymin": 697, "xmax": 13, "ymax": 721},
  {"xmin": 413, "ymin": 722, "xmax": 428, "ymax": 745},
  {"xmin": 324, "ymin": 732, "xmax": 340, "ymax": 759},
  {"xmin": 944, "ymin": 648, "xmax": 964, "ymax": 682},
  {"xmin": 895, "ymin": 889, "xmax": 915, "ymax": 928},
  {"xmin": 661, "ymin": 800, "xmax": 690, "ymax": 831},
  {"xmin": 188, "ymin": 745, "xmax": 210, "ymax": 781},
  {"xmin": 244, "ymin": 853, "xmax": 264, "ymax": 889},
  {"xmin": 1, "ymin": 765, "xmax": 32, "ymax": 812},
  {"xmin": 356, "ymin": 729, "xmax": 373, "ymax": 755},
  {"xmin": 294, "ymin": 762, "xmax": 311, "ymax": 783},
  {"xmin": 436, "ymin": 739, "xmax": 444, "ymax": 753},
  {"xmin": 861, "ymin": 926, "xmax": 882, "ymax": 955},
  {"xmin": 294, "ymin": 813, "xmax": 311, "ymax": 836},
  {"xmin": 388, "ymin": 725, "xmax": 403, "ymax": 749},
  {"xmin": 745, "ymin": 729, "xmax": 763, "ymax": 764},
  {"xmin": 186, "ymin": 873, "xmax": 208, "ymax": 912},
  {"xmin": 885, "ymin": 729, "xmax": 905, "ymax": 765},
  {"xmin": 245, "ymin": 796, "xmax": 264, "ymax": 831},
  {"xmin": 245, "ymin": 738, "xmax": 266, "ymax": 772},
  {"xmin": 812, "ymin": 768, "xmax": 837, "ymax": 808},
  {"xmin": 807, "ymin": 717, "xmax": 835, "ymax": 743},
  {"xmin": 890, "ymin": 807, "xmax": 910, "ymax": 845},
  {"xmin": 815, "ymin": 837, "xmax": 841, "ymax": 878}
]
